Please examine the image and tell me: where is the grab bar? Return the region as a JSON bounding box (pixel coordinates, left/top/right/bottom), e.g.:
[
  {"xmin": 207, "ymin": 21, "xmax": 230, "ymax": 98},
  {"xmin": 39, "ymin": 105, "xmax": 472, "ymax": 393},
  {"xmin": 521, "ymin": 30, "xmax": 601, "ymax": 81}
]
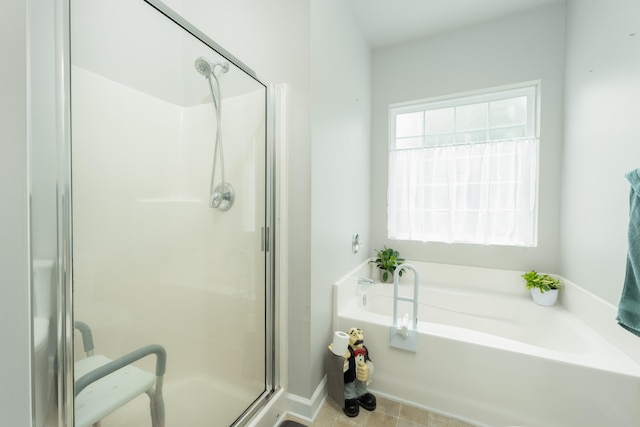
[
  {"xmin": 390, "ymin": 263, "xmax": 419, "ymax": 352},
  {"xmin": 392, "ymin": 263, "xmax": 419, "ymax": 332}
]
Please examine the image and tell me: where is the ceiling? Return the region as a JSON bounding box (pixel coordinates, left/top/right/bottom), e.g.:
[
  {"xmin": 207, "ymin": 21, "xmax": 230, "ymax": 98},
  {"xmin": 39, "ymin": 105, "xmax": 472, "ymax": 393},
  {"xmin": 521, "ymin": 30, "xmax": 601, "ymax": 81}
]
[{"xmin": 345, "ymin": 0, "xmax": 564, "ymax": 49}]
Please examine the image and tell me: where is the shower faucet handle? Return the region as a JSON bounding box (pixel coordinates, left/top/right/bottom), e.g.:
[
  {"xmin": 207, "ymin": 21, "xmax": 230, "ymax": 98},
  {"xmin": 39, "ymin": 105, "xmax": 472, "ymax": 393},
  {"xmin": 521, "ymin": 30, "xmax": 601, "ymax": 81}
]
[
  {"xmin": 210, "ymin": 191, "xmax": 223, "ymax": 208},
  {"xmin": 209, "ymin": 183, "xmax": 235, "ymax": 211}
]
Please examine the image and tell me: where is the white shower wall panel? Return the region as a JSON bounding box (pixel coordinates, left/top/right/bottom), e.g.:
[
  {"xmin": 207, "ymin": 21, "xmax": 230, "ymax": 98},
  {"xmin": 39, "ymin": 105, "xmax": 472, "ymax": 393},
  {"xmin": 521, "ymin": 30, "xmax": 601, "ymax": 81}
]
[{"xmin": 72, "ymin": 64, "xmax": 266, "ymax": 397}]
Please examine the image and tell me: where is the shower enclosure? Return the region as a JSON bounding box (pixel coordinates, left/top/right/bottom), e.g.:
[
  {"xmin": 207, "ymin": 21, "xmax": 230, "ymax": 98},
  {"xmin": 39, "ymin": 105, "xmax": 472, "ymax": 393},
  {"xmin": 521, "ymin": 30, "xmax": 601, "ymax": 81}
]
[{"xmin": 40, "ymin": 0, "xmax": 277, "ymax": 425}]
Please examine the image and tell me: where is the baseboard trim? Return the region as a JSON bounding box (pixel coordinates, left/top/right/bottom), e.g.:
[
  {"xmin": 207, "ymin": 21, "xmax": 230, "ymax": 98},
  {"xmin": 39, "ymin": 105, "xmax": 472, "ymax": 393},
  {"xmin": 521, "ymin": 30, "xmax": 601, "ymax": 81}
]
[{"xmin": 285, "ymin": 376, "xmax": 327, "ymax": 422}]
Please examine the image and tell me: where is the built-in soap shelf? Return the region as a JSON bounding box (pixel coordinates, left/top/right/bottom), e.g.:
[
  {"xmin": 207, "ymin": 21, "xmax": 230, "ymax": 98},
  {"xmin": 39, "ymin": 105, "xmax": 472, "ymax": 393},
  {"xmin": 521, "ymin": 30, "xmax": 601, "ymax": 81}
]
[{"xmin": 137, "ymin": 198, "xmax": 203, "ymax": 203}]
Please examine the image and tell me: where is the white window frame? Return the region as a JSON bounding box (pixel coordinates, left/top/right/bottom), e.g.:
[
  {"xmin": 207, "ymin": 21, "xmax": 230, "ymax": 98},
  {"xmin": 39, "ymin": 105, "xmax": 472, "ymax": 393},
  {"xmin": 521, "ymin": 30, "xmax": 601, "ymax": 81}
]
[{"xmin": 387, "ymin": 81, "xmax": 540, "ymax": 247}]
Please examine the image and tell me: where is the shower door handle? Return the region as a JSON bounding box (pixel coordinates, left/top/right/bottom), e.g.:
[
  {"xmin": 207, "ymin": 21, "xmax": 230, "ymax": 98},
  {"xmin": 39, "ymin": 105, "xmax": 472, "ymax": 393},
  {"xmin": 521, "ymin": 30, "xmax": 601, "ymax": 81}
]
[{"xmin": 261, "ymin": 227, "xmax": 270, "ymax": 252}]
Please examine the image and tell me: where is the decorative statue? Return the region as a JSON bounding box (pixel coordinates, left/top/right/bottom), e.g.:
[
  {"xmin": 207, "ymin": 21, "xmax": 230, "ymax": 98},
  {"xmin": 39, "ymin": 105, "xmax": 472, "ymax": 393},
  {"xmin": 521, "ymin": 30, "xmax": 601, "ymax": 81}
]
[{"xmin": 342, "ymin": 327, "xmax": 376, "ymax": 417}]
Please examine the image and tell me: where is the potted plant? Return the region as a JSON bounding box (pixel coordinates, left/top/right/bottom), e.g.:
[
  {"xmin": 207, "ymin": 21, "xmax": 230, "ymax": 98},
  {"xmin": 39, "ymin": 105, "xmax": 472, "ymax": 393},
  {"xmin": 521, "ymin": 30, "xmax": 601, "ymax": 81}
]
[
  {"xmin": 521, "ymin": 270, "xmax": 562, "ymax": 306},
  {"xmin": 370, "ymin": 246, "xmax": 405, "ymax": 283}
]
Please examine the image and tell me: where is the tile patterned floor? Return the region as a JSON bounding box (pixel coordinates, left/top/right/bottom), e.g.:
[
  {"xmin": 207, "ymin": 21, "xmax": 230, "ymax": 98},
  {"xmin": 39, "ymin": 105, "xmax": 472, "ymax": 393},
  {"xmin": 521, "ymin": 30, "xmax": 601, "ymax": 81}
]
[{"xmin": 286, "ymin": 395, "xmax": 479, "ymax": 427}]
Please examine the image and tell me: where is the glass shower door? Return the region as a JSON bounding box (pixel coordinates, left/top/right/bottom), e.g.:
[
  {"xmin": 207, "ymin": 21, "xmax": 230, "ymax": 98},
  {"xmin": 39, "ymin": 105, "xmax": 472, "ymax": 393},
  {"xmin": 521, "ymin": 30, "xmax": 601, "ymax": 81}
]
[{"xmin": 69, "ymin": 0, "xmax": 270, "ymax": 425}]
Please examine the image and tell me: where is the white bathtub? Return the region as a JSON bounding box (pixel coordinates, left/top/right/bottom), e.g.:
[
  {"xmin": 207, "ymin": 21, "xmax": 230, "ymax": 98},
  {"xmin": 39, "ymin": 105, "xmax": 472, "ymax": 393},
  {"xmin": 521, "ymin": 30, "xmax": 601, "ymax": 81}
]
[{"xmin": 333, "ymin": 260, "xmax": 640, "ymax": 427}]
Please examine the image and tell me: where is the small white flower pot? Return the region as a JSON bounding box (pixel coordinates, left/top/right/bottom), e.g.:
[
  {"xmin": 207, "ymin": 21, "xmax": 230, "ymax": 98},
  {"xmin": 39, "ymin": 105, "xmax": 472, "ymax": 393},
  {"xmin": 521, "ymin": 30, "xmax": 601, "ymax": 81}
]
[{"xmin": 530, "ymin": 288, "xmax": 559, "ymax": 306}]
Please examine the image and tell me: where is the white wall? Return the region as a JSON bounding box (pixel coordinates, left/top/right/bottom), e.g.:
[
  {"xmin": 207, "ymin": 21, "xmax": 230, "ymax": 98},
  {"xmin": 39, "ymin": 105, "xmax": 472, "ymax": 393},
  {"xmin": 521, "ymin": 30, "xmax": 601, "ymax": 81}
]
[
  {"xmin": 0, "ymin": 1, "xmax": 32, "ymax": 426},
  {"xmin": 561, "ymin": 0, "xmax": 640, "ymax": 304},
  {"xmin": 309, "ymin": 0, "xmax": 372, "ymax": 401},
  {"xmin": 371, "ymin": 4, "xmax": 566, "ymax": 274}
]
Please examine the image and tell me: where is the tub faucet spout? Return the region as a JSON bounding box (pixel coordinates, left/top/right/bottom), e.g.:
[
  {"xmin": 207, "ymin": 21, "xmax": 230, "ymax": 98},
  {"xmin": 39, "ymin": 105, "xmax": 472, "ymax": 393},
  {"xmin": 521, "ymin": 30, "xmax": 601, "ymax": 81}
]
[
  {"xmin": 357, "ymin": 277, "xmax": 375, "ymax": 293},
  {"xmin": 357, "ymin": 277, "xmax": 375, "ymax": 286}
]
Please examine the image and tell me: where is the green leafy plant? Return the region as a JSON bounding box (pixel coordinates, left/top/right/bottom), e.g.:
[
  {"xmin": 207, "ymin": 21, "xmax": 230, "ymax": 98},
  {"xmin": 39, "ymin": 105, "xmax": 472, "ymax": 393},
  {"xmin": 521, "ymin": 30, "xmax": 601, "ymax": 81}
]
[
  {"xmin": 370, "ymin": 246, "xmax": 405, "ymax": 282},
  {"xmin": 521, "ymin": 270, "xmax": 562, "ymax": 293}
]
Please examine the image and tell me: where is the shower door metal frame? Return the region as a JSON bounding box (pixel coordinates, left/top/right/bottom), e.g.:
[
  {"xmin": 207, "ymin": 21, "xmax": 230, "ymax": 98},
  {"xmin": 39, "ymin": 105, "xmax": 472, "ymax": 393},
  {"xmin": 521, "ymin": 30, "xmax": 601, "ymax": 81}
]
[{"xmin": 54, "ymin": 0, "xmax": 279, "ymax": 425}]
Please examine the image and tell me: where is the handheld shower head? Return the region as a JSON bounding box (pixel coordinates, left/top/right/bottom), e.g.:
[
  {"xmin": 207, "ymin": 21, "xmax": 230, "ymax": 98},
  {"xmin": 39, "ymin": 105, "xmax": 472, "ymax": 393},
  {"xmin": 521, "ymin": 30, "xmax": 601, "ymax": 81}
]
[
  {"xmin": 195, "ymin": 57, "xmax": 212, "ymax": 76},
  {"xmin": 194, "ymin": 56, "xmax": 230, "ymax": 77}
]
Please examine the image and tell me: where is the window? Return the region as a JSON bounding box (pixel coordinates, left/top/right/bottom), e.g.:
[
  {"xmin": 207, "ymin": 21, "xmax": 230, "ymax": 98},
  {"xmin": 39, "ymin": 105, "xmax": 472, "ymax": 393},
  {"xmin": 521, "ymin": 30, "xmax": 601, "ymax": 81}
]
[{"xmin": 388, "ymin": 82, "xmax": 540, "ymax": 246}]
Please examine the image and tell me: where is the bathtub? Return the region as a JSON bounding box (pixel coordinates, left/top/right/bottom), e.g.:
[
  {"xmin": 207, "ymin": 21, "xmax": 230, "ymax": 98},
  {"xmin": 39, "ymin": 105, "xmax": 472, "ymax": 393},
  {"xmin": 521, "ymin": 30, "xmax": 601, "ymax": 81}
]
[{"xmin": 332, "ymin": 260, "xmax": 640, "ymax": 427}]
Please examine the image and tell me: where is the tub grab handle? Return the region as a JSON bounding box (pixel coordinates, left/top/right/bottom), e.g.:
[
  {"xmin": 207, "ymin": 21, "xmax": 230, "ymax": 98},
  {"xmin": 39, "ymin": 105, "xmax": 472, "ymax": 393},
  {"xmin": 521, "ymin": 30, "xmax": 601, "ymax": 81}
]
[{"xmin": 390, "ymin": 263, "xmax": 419, "ymax": 352}]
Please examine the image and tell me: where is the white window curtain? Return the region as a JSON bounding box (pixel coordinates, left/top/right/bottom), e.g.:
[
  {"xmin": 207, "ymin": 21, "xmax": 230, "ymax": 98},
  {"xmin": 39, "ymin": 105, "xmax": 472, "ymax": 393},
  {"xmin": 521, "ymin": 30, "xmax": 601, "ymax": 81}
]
[{"xmin": 387, "ymin": 138, "xmax": 539, "ymax": 246}]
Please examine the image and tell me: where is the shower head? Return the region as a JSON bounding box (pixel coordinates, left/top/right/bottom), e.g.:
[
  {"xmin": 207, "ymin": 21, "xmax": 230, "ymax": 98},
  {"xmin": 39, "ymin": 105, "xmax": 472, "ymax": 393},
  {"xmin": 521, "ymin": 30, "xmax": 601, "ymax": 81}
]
[
  {"xmin": 195, "ymin": 57, "xmax": 212, "ymax": 76},
  {"xmin": 194, "ymin": 56, "xmax": 230, "ymax": 77}
]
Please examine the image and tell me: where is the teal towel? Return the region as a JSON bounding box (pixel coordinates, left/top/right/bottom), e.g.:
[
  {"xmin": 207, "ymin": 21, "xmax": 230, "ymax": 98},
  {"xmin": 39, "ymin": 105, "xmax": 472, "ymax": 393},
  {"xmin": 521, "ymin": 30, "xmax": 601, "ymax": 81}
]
[{"xmin": 617, "ymin": 169, "xmax": 640, "ymax": 337}]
